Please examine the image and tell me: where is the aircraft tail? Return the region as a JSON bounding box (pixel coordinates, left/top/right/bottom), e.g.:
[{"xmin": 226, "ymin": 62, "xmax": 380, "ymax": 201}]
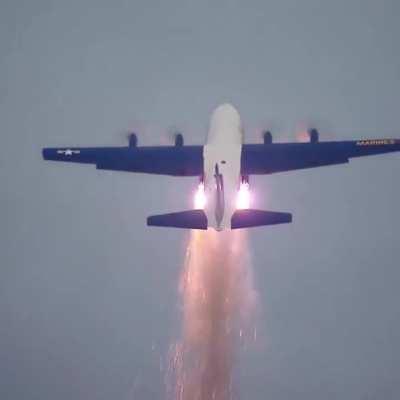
[
  {"xmin": 231, "ymin": 209, "xmax": 292, "ymax": 229},
  {"xmin": 147, "ymin": 210, "xmax": 208, "ymax": 229},
  {"xmin": 147, "ymin": 209, "xmax": 292, "ymax": 230}
]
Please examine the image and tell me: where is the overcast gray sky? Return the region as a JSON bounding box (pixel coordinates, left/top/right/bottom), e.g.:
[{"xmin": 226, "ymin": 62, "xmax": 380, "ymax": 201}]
[{"xmin": 1, "ymin": 0, "xmax": 400, "ymax": 399}]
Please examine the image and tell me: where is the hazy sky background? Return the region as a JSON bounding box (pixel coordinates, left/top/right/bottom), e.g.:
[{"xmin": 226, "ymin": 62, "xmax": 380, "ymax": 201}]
[{"xmin": 1, "ymin": 0, "xmax": 400, "ymax": 399}]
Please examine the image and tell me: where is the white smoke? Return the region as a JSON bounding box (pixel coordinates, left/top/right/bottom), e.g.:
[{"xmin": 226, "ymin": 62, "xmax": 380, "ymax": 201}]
[{"xmin": 167, "ymin": 229, "xmax": 258, "ymax": 400}]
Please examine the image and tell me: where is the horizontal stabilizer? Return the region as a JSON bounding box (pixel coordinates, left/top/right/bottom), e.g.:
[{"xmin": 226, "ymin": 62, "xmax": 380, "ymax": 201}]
[
  {"xmin": 231, "ymin": 209, "xmax": 292, "ymax": 229},
  {"xmin": 147, "ymin": 210, "xmax": 208, "ymax": 229}
]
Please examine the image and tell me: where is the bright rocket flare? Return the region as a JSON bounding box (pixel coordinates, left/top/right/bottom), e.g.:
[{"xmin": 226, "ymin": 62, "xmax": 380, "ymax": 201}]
[
  {"xmin": 236, "ymin": 182, "xmax": 250, "ymax": 210},
  {"xmin": 194, "ymin": 182, "xmax": 206, "ymax": 210},
  {"xmin": 195, "ymin": 181, "xmax": 251, "ymax": 211}
]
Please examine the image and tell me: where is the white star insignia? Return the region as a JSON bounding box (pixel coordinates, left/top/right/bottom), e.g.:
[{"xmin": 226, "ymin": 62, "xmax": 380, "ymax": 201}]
[{"xmin": 56, "ymin": 149, "xmax": 80, "ymax": 156}]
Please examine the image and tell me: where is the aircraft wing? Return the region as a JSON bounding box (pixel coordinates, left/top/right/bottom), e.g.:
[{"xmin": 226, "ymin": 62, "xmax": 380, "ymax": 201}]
[
  {"xmin": 42, "ymin": 146, "xmax": 203, "ymax": 176},
  {"xmin": 241, "ymin": 139, "xmax": 400, "ymax": 175}
]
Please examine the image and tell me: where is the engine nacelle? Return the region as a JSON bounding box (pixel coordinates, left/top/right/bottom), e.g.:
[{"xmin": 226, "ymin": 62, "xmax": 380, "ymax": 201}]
[
  {"xmin": 263, "ymin": 130, "xmax": 273, "ymax": 144},
  {"xmin": 128, "ymin": 133, "xmax": 138, "ymax": 147},
  {"xmin": 308, "ymin": 128, "xmax": 319, "ymax": 143},
  {"xmin": 175, "ymin": 133, "xmax": 184, "ymax": 146}
]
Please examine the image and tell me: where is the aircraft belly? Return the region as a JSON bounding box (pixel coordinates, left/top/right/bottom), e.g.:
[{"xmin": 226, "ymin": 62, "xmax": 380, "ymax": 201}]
[{"xmin": 204, "ymin": 144, "xmax": 241, "ymax": 230}]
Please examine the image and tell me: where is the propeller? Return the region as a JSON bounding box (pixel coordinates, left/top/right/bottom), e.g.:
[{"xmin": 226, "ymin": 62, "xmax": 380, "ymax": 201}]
[
  {"xmin": 255, "ymin": 119, "xmax": 280, "ymax": 143},
  {"xmin": 263, "ymin": 130, "xmax": 273, "ymax": 144},
  {"xmin": 128, "ymin": 132, "xmax": 138, "ymax": 147},
  {"xmin": 308, "ymin": 128, "xmax": 319, "ymax": 143},
  {"xmin": 174, "ymin": 133, "xmax": 184, "ymax": 146},
  {"xmin": 165, "ymin": 126, "xmax": 184, "ymax": 146},
  {"xmin": 295, "ymin": 119, "xmax": 337, "ymax": 143},
  {"xmin": 116, "ymin": 131, "xmax": 140, "ymax": 146}
]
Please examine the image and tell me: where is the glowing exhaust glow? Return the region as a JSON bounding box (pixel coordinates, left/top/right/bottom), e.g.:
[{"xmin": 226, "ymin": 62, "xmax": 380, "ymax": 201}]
[
  {"xmin": 194, "ymin": 182, "xmax": 206, "ymax": 209},
  {"xmin": 236, "ymin": 181, "xmax": 250, "ymax": 209}
]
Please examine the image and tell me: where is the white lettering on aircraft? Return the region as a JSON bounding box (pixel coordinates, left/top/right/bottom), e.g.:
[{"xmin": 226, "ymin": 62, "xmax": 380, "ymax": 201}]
[{"xmin": 356, "ymin": 139, "xmax": 396, "ymax": 146}]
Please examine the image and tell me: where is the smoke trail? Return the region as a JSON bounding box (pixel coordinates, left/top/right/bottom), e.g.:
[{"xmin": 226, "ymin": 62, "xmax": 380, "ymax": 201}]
[{"xmin": 167, "ymin": 229, "xmax": 257, "ymax": 400}]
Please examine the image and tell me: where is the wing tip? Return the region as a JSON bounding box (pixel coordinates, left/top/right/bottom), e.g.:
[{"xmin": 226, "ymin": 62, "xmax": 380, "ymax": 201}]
[{"xmin": 42, "ymin": 148, "xmax": 50, "ymax": 160}]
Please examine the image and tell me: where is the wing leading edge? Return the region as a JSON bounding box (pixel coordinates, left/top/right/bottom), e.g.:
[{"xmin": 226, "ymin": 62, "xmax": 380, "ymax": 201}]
[
  {"xmin": 241, "ymin": 139, "xmax": 400, "ymax": 175},
  {"xmin": 42, "ymin": 146, "xmax": 203, "ymax": 176},
  {"xmin": 43, "ymin": 139, "xmax": 400, "ymax": 177}
]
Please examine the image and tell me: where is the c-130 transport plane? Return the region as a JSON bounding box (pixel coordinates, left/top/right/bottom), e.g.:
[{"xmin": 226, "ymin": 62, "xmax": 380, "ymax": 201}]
[{"xmin": 43, "ymin": 103, "xmax": 400, "ymax": 231}]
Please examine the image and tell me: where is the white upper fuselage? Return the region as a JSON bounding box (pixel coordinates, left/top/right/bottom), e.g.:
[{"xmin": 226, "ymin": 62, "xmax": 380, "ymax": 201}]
[{"xmin": 203, "ymin": 104, "xmax": 243, "ymax": 230}]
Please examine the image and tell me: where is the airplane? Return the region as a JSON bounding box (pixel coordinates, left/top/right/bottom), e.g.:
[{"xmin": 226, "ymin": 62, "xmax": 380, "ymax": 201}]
[{"xmin": 42, "ymin": 103, "xmax": 400, "ymax": 231}]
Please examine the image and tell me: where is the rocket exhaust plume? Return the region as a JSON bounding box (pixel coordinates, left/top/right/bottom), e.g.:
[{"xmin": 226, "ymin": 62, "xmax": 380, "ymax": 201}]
[{"xmin": 167, "ymin": 229, "xmax": 257, "ymax": 400}]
